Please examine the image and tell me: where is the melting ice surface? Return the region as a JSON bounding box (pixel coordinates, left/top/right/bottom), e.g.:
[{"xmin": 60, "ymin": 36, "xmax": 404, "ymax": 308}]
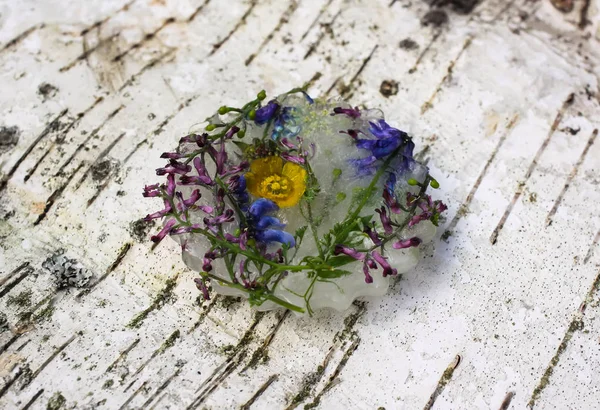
[{"xmin": 173, "ymin": 94, "xmax": 438, "ymax": 314}]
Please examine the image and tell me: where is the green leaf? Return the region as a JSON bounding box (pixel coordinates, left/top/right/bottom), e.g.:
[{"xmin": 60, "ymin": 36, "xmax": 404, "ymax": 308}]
[
  {"xmin": 316, "ymin": 269, "xmax": 353, "ymax": 279},
  {"xmin": 326, "ymin": 255, "xmax": 357, "ymax": 268},
  {"xmin": 295, "ymin": 226, "xmax": 308, "ymax": 241}
]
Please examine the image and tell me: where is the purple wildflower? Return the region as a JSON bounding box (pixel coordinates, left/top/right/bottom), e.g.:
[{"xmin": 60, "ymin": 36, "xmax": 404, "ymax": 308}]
[
  {"xmin": 180, "ymin": 157, "xmax": 213, "ymax": 186},
  {"xmin": 364, "ymin": 224, "xmax": 382, "ymax": 246},
  {"xmin": 156, "ymin": 159, "xmax": 191, "ymax": 176},
  {"xmin": 406, "ymin": 193, "xmax": 447, "ymax": 227},
  {"xmin": 362, "ymin": 262, "xmax": 374, "ymax": 283},
  {"xmin": 143, "ymin": 184, "xmax": 160, "ymax": 197},
  {"xmin": 371, "ymin": 251, "xmax": 397, "ymax": 277},
  {"xmin": 331, "ymin": 106, "xmax": 361, "ymax": 119},
  {"xmin": 392, "ymin": 237, "xmax": 422, "ymax": 249},
  {"xmin": 160, "ymin": 152, "xmax": 185, "ymax": 160},
  {"xmin": 144, "ymin": 199, "xmax": 172, "ymax": 221},
  {"xmin": 333, "ymin": 245, "xmax": 365, "ymax": 260},
  {"xmin": 203, "ymin": 250, "xmax": 218, "ymax": 272},
  {"xmin": 194, "ymin": 278, "xmax": 210, "ymax": 300},
  {"xmin": 280, "ymin": 152, "xmax": 305, "ymax": 164},
  {"xmin": 150, "ymin": 218, "xmax": 177, "ymax": 243},
  {"xmin": 375, "ymin": 206, "xmax": 393, "ymax": 235}
]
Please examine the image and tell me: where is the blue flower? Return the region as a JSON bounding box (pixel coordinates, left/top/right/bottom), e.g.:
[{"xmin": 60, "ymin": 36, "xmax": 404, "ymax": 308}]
[
  {"xmin": 254, "ymin": 100, "xmax": 279, "ymax": 125},
  {"xmin": 248, "ymin": 198, "xmax": 295, "ymax": 247},
  {"xmin": 272, "ymin": 107, "xmax": 301, "ymax": 140},
  {"xmin": 349, "ymin": 119, "xmax": 415, "ymax": 176}
]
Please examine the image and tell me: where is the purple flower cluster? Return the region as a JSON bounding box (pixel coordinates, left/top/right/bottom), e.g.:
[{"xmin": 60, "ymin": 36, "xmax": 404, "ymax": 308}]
[{"xmin": 407, "ymin": 192, "xmax": 448, "ymax": 227}]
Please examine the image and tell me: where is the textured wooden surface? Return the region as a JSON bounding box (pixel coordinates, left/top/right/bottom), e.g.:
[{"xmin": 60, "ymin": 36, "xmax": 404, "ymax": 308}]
[{"xmin": 1, "ymin": 0, "xmax": 600, "ymax": 409}]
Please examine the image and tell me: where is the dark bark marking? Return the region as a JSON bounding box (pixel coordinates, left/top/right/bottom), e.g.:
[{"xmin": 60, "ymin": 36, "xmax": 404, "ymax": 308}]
[
  {"xmin": 76, "ymin": 242, "xmax": 133, "ymax": 298},
  {"xmin": 140, "ymin": 364, "xmax": 184, "ymax": 408},
  {"xmin": 0, "ymin": 335, "xmax": 20, "ymax": 356},
  {"xmin": 240, "ymin": 310, "xmax": 290, "ymax": 373},
  {"xmin": 0, "ymin": 366, "xmax": 23, "ymax": 399},
  {"xmin": 118, "ymin": 380, "xmax": 148, "ymax": 410},
  {"xmin": 546, "ymin": 129, "xmax": 597, "ymax": 226},
  {"xmin": 579, "ymin": 0, "xmax": 591, "ymax": 29},
  {"xmin": 24, "ymin": 97, "xmax": 103, "ymax": 182},
  {"xmin": 123, "ymin": 138, "xmax": 148, "ymax": 164},
  {"xmin": 1, "ymin": 24, "xmax": 45, "ymax": 52},
  {"xmin": 75, "ymin": 131, "xmax": 126, "ymax": 190},
  {"xmin": 20, "ymin": 335, "xmax": 77, "ymax": 390},
  {"xmin": 0, "ymin": 109, "xmax": 69, "ymax": 193},
  {"xmin": 106, "ymin": 338, "xmax": 140, "ymax": 373},
  {"xmin": 0, "ymin": 264, "xmax": 33, "ymax": 299},
  {"xmin": 490, "ymin": 94, "xmax": 574, "ymax": 244},
  {"xmin": 187, "ymin": 0, "xmax": 212, "ymax": 22},
  {"xmin": 408, "ymin": 30, "xmax": 442, "ymax": 74},
  {"xmin": 245, "ymin": 0, "xmax": 298, "ymax": 66},
  {"xmin": 118, "ymin": 48, "xmax": 176, "ymax": 91},
  {"xmin": 33, "ymin": 163, "xmax": 84, "ymax": 226},
  {"xmin": 499, "ymin": 391, "xmax": 515, "ymax": 410},
  {"xmin": 0, "ymin": 262, "xmax": 30, "ymax": 287},
  {"xmin": 304, "ymin": 9, "xmax": 341, "ymax": 60},
  {"xmin": 421, "ymin": 37, "xmax": 472, "ymax": 114},
  {"xmin": 300, "ymin": 0, "xmax": 334, "ymax": 40},
  {"xmin": 20, "ymin": 388, "xmax": 44, "ymax": 410},
  {"xmin": 423, "ymin": 355, "xmax": 462, "ymax": 410},
  {"xmin": 303, "ymin": 338, "xmax": 361, "ymax": 409},
  {"xmin": 187, "ymin": 295, "xmax": 220, "ymax": 334},
  {"xmin": 54, "ymin": 105, "xmax": 124, "ymax": 178},
  {"xmin": 80, "ymin": 0, "xmax": 135, "ymax": 36},
  {"xmin": 208, "ymin": 0, "xmax": 259, "ymax": 57},
  {"xmin": 340, "ymin": 44, "xmax": 378, "ymax": 99},
  {"xmin": 113, "ymin": 18, "xmax": 175, "ymax": 62},
  {"xmin": 583, "ymin": 229, "xmax": 600, "ymax": 264},
  {"xmin": 240, "ymin": 374, "xmax": 279, "ymax": 410},
  {"xmin": 125, "ymin": 330, "xmax": 181, "ymax": 386},
  {"xmin": 59, "ymin": 33, "xmax": 120, "ymax": 72},
  {"xmin": 152, "ymin": 94, "xmax": 201, "ymax": 136},
  {"xmin": 444, "ymin": 114, "xmax": 519, "ymax": 240},
  {"xmin": 324, "ymin": 76, "xmax": 341, "ymax": 97}
]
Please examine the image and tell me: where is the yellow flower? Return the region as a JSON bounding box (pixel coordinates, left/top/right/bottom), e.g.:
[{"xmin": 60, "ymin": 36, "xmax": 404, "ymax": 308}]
[{"xmin": 245, "ymin": 156, "xmax": 307, "ymax": 208}]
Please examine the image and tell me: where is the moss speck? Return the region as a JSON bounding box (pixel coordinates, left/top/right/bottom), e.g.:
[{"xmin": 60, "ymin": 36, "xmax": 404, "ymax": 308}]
[
  {"xmin": 47, "ymin": 392, "xmax": 66, "ymax": 410},
  {"xmin": 127, "ymin": 275, "xmax": 179, "ymax": 328},
  {"xmin": 7, "ymin": 290, "xmax": 33, "ymax": 308}
]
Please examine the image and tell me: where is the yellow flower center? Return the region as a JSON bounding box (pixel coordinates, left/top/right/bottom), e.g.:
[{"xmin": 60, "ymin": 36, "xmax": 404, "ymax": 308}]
[{"xmin": 245, "ymin": 156, "xmax": 307, "ymax": 208}]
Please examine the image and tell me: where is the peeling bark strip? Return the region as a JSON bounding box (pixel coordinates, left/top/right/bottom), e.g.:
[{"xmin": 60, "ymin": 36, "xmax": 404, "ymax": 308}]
[
  {"xmin": 118, "ymin": 380, "xmax": 148, "ymax": 410},
  {"xmin": 185, "ymin": 312, "xmax": 266, "ymax": 409},
  {"xmin": 240, "ymin": 310, "xmax": 290, "ymax": 373},
  {"xmin": 76, "ymin": 242, "xmax": 132, "ymax": 298},
  {"xmin": 583, "ymin": 229, "xmax": 600, "ymax": 264},
  {"xmin": 0, "ymin": 109, "xmax": 68, "ymax": 194},
  {"xmin": 304, "ymin": 338, "xmax": 361, "ymax": 409},
  {"xmin": 0, "ymin": 264, "xmax": 32, "ymax": 299},
  {"xmin": 546, "ymin": 129, "xmax": 597, "ymax": 226},
  {"xmin": 118, "ymin": 48, "xmax": 176, "ymax": 91},
  {"xmin": 20, "ymin": 335, "xmax": 77, "ymax": 390},
  {"xmin": 187, "ymin": 0, "xmax": 212, "ymax": 22},
  {"xmin": 421, "ymin": 37, "xmax": 472, "ymax": 114},
  {"xmin": 20, "ymin": 388, "xmax": 44, "ymax": 410},
  {"xmin": 499, "ymin": 391, "xmax": 515, "ymax": 410},
  {"xmin": 113, "ymin": 18, "xmax": 176, "ymax": 62},
  {"xmin": 490, "ymin": 93, "xmax": 574, "ymax": 244},
  {"xmin": 80, "ymin": 0, "xmax": 135, "ymax": 36},
  {"xmin": 301, "ymin": 0, "xmax": 333, "ymax": 40},
  {"xmin": 126, "ymin": 330, "xmax": 181, "ymax": 385},
  {"xmin": 125, "ymin": 273, "xmax": 179, "ymax": 328},
  {"xmin": 59, "ymin": 33, "xmax": 120, "ymax": 72},
  {"xmin": 445, "ymin": 114, "xmax": 519, "ymax": 239},
  {"xmin": 140, "ymin": 365, "xmax": 184, "ymax": 408},
  {"xmin": 304, "ymin": 10, "xmax": 341, "ymax": 60},
  {"xmin": 106, "ymin": 338, "xmax": 140, "ymax": 373},
  {"xmin": 408, "ymin": 30, "xmax": 442, "ymax": 74},
  {"xmin": 208, "ymin": 0, "xmax": 258, "ymax": 57},
  {"xmin": 240, "ymin": 374, "xmax": 279, "ymax": 410},
  {"xmin": 423, "ymin": 355, "xmax": 461, "ymax": 410},
  {"xmin": 33, "ymin": 163, "xmax": 84, "ymax": 226},
  {"xmin": 0, "ymin": 24, "xmax": 45, "ymax": 52},
  {"xmin": 54, "ymin": 105, "xmax": 125, "ymax": 177},
  {"xmin": 344, "ymin": 45, "xmax": 378, "ymax": 97},
  {"xmin": 24, "ymin": 97, "xmax": 104, "ymax": 182},
  {"xmin": 528, "ymin": 269, "xmax": 600, "ymax": 408},
  {"xmin": 245, "ymin": 0, "xmax": 298, "ymax": 66}
]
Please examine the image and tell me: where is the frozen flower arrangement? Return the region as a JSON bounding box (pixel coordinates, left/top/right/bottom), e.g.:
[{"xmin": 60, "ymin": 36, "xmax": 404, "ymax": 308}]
[{"xmin": 143, "ymin": 87, "xmax": 446, "ymax": 315}]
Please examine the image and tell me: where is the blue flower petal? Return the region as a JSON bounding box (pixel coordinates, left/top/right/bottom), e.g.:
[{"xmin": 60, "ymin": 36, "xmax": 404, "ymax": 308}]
[
  {"xmin": 256, "ymin": 229, "xmax": 296, "ymax": 247},
  {"xmin": 249, "ymin": 198, "xmax": 279, "ymax": 218},
  {"xmin": 254, "ymin": 100, "xmax": 279, "ymax": 125},
  {"xmin": 256, "ymin": 215, "xmax": 286, "ymax": 230}
]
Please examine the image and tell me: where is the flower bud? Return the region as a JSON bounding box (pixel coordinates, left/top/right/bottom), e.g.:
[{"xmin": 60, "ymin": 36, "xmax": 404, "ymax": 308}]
[
  {"xmin": 407, "ymin": 178, "xmax": 419, "ymax": 186},
  {"xmin": 257, "ymin": 90, "xmax": 267, "ymax": 100}
]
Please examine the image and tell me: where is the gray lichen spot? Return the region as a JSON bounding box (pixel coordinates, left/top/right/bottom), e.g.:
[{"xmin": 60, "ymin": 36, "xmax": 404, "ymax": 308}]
[
  {"xmin": 42, "ymin": 252, "xmax": 93, "ymax": 289},
  {"xmin": 0, "ymin": 125, "xmax": 20, "ymax": 155},
  {"xmin": 38, "ymin": 82, "xmax": 59, "ymax": 100},
  {"xmin": 47, "ymin": 391, "xmax": 66, "ymax": 410},
  {"xmin": 0, "ymin": 311, "xmax": 8, "ymax": 331}
]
